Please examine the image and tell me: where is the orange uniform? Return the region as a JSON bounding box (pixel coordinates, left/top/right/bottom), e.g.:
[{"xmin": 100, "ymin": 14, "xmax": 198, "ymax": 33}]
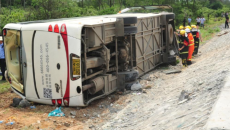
[{"xmin": 187, "ymin": 32, "xmax": 194, "ymax": 65}]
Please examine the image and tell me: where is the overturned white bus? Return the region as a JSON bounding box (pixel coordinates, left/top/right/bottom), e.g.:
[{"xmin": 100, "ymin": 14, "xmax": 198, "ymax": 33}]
[{"xmin": 2, "ymin": 6, "xmax": 178, "ymax": 106}]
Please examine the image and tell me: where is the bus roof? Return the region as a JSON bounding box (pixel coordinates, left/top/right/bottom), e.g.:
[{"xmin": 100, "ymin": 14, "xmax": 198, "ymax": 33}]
[{"xmin": 16, "ymin": 13, "xmax": 162, "ymax": 25}]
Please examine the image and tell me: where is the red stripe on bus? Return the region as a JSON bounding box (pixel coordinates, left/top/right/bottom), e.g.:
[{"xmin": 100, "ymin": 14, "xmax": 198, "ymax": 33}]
[{"xmin": 60, "ymin": 24, "xmax": 70, "ymax": 106}]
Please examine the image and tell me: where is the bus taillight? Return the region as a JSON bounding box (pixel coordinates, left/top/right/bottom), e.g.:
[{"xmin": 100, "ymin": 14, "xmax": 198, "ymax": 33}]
[
  {"xmin": 52, "ymin": 99, "xmax": 56, "ymax": 105},
  {"xmin": 48, "ymin": 25, "xmax": 53, "ymax": 32},
  {"xmin": 57, "ymin": 99, "xmax": 62, "ymax": 106},
  {"xmin": 54, "ymin": 24, "xmax": 59, "ymax": 33}
]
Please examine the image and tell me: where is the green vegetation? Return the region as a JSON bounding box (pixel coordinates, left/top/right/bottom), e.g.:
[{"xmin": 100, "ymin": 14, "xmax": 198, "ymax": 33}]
[
  {"xmin": 0, "ymin": 76, "xmax": 10, "ymax": 93},
  {"xmin": 198, "ymin": 17, "xmax": 223, "ymax": 44},
  {"xmin": 0, "ymin": 0, "xmax": 230, "ymax": 33},
  {"xmin": 176, "ymin": 59, "xmax": 180, "ymax": 64}
]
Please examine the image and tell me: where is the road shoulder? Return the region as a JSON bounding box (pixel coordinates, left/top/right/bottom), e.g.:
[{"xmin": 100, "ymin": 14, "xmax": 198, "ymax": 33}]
[{"xmin": 205, "ymin": 75, "xmax": 230, "ymax": 129}]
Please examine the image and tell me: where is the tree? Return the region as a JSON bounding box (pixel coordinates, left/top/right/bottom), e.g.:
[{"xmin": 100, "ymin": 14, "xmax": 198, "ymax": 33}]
[{"xmin": 209, "ymin": 1, "xmax": 223, "ymax": 10}]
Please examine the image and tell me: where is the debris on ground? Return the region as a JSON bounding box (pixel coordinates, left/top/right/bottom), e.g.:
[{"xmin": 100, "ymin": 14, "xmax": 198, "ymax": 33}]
[
  {"xmin": 70, "ymin": 111, "xmax": 76, "ymax": 116},
  {"xmin": 30, "ymin": 106, "xmax": 36, "ymax": 109},
  {"xmin": 163, "ymin": 69, "xmax": 181, "ymax": 74},
  {"xmin": 148, "ymin": 74, "xmax": 157, "ymax": 81},
  {"xmin": 10, "ymin": 98, "xmax": 22, "ymax": 107},
  {"xmin": 178, "ymin": 90, "xmax": 191, "ymax": 101},
  {"xmin": 178, "ymin": 99, "xmax": 188, "ymax": 105},
  {"xmin": 48, "ymin": 107, "xmax": 65, "ymax": 117},
  {"xmin": 64, "ymin": 122, "xmax": 70, "ymax": 127},
  {"xmin": 19, "ymin": 99, "xmax": 31, "ymax": 108},
  {"xmin": 6, "ymin": 122, "xmax": 14, "ymax": 126},
  {"xmin": 217, "ymin": 30, "xmax": 230, "ymax": 36},
  {"xmin": 130, "ymin": 82, "xmax": 142, "ymax": 91},
  {"xmin": 7, "ymin": 116, "xmax": 17, "ymax": 122}
]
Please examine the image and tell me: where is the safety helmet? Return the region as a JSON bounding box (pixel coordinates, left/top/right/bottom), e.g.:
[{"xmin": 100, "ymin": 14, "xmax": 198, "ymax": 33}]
[
  {"xmin": 191, "ymin": 25, "xmax": 197, "ymax": 29},
  {"xmin": 185, "ymin": 28, "xmax": 190, "ymax": 33},
  {"xmin": 180, "ymin": 30, "xmax": 186, "ymax": 35},
  {"xmin": 185, "ymin": 26, "xmax": 191, "ymax": 30},
  {"xmin": 179, "ymin": 26, "xmax": 184, "ymax": 30}
]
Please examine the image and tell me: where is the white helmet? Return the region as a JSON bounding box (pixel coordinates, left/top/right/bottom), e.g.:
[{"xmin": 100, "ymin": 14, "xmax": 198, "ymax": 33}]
[{"xmin": 185, "ymin": 28, "xmax": 190, "ymax": 33}]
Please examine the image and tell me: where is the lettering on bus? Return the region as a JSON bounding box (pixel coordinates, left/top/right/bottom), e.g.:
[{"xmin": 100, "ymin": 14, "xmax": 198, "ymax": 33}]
[
  {"xmin": 40, "ymin": 44, "xmax": 43, "ymax": 74},
  {"xmin": 45, "ymin": 74, "xmax": 52, "ymax": 88},
  {"xmin": 45, "ymin": 43, "xmax": 49, "ymax": 73},
  {"xmin": 39, "ymin": 43, "xmax": 52, "ymax": 88},
  {"xmin": 40, "ymin": 44, "xmax": 44, "ymax": 85}
]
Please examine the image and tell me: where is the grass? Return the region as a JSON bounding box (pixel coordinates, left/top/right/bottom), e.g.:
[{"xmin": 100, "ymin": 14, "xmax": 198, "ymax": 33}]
[
  {"xmin": 193, "ymin": 17, "xmax": 224, "ymax": 44},
  {"xmin": 176, "ymin": 59, "xmax": 180, "ymax": 64},
  {"xmin": 0, "ymin": 75, "xmax": 11, "ymax": 93}
]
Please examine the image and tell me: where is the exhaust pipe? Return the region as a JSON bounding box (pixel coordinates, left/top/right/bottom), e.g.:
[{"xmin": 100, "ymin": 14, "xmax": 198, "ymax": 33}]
[{"xmin": 82, "ymin": 77, "xmax": 105, "ymax": 95}]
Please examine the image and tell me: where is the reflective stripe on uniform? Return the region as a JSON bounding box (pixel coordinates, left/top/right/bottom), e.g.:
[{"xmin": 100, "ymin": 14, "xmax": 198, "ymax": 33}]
[
  {"xmin": 180, "ymin": 51, "xmax": 188, "ymax": 54},
  {"xmin": 188, "ymin": 43, "xmax": 194, "ymax": 46},
  {"xmin": 195, "ymin": 41, "xmax": 199, "ymax": 43}
]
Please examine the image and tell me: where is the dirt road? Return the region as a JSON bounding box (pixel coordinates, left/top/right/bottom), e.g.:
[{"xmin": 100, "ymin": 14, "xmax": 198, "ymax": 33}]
[{"xmin": 0, "ymin": 26, "xmax": 230, "ymax": 130}]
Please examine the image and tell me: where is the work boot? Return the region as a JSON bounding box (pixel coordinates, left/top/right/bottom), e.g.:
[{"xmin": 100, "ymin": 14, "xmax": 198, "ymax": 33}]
[{"xmin": 187, "ymin": 61, "xmax": 192, "ymax": 65}]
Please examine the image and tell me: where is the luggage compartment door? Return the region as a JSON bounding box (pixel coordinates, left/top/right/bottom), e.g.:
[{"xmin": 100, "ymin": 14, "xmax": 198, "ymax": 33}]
[{"xmin": 33, "ymin": 31, "xmax": 68, "ymax": 99}]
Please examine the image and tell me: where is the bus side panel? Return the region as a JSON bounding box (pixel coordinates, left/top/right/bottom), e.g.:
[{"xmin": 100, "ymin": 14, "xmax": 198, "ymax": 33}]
[
  {"xmin": 69, "ymin": 96, "xmax": 85, "ymax": 106},
  {"xmin": 68, "ymin": 36, "xmax": 84, "ymax": 106},
  {"xmin": 21, "ymin": 31, "xmax": 38, "ymax": 98}
]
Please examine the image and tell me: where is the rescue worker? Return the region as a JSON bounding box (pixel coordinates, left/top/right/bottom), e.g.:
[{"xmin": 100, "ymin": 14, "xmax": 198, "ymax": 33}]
[
  {"xmin": 178, "ymin": 30, "xmax": 189, "ymax": 67},
  {"xmin": 191, "ymin": 25, "xmax": 202, "ymax": 55},
  {"xmin": 178, "ymin": 25, "xmax": 184, "ymax": 31},
  {"xmin": 175, "ymin": 25, "xmax": 184, "ymax": 36},
  {"xmin": 185, "ymin": 26, "xmax": 195, "ymax": 65}
]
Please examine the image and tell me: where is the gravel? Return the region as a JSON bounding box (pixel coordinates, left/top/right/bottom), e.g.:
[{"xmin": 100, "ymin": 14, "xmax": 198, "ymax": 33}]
[{"xmin": 95, "ymin": 26, "xmax": 230, "ymax": 130}]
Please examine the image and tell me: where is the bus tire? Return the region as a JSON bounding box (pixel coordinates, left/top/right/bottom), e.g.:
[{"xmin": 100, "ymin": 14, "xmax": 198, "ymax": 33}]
[
  {"xmin": 124, "ymin": 26, "xmax": 137, "ymax": 35},
  {"xmin": 117, "ymin": 70, "xmax": 139, "ymax": 82},
  {"xmin": 123, "ymin": 17, "xmax": 137, "ymax": 25},
  {"xmin": 166, "ymin": 14, "xmax": 175, "ymax": 20}
]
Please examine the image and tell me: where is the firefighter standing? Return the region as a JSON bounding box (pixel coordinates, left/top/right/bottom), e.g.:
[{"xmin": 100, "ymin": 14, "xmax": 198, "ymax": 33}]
[
  {"xmin": 185, "ymin": 26, "xmax": 195, "ymax": 65},
  {"xmin": 178, "ymin": 30, "xmax": 189, "ymax": 67},
  {"xmin": 191, "ymin": 25, "xmax": 202, "ymax": 55}
]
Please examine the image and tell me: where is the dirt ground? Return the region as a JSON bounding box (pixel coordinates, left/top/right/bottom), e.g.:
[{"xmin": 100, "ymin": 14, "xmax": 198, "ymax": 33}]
[{"xmin": 1, "ymin": 25, "xmax": 230, "ymax": 130}]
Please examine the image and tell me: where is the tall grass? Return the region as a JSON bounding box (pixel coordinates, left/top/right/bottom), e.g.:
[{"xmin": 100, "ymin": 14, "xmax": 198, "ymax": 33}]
[
  {"xmin": 199, "ymin": 17, "xmax": 224, "ymax": 44},
  {"xmin": 0, "ymin": 76, "xmax": 11, "ymax": 93}
]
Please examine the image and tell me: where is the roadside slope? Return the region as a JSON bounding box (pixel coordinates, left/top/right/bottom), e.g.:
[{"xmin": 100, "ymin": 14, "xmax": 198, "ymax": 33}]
[{"xmin": 100, "ymin": 28, "xmax": 230, "ymax": 130}]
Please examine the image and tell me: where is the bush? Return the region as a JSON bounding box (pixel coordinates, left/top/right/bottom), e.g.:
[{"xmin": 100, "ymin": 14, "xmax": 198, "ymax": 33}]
[
  {"xmin": 215, "ymin": 27, "xmax": 220, "ymax": 32},
  {"xmin": 208, "ymin": 28, "xmax": 214, "ymax": 33},
  {"xmin": 98, "ymin": 7, "xmax": 115, "ymax": 15}
]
